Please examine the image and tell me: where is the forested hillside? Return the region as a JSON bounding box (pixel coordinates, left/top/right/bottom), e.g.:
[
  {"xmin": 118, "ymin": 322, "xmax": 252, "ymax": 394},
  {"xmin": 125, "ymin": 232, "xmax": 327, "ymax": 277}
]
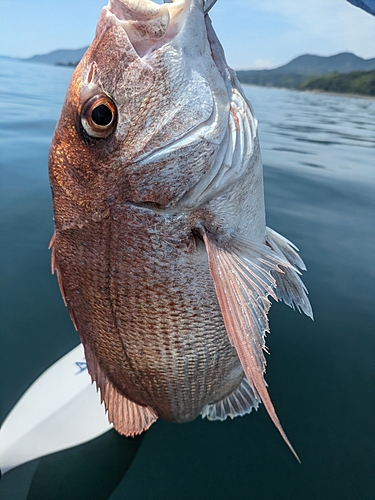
[{"xmin": 299, "ymin": 70, "xmax": 375, "ymax": 96}]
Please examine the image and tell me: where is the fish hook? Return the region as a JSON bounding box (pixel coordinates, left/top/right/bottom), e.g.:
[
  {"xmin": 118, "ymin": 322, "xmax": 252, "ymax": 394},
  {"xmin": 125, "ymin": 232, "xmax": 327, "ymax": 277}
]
[{"xmin": 203, "ymin": 0, "xmax": 218, "ymax": 14}]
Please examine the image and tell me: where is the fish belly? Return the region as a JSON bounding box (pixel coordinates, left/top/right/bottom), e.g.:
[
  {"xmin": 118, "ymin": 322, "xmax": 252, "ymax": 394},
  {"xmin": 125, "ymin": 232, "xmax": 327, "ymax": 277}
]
[{"xmin": 54, "ymin": 204, "xmax": 243, "ymax": 423}]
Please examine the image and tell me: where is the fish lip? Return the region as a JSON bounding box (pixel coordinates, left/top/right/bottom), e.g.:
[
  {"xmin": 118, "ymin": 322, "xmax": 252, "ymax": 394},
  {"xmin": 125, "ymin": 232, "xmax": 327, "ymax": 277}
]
[
  {"xmin": 108, "ymin": 0, "xmax": 189, "ymax": 20},
  {"xmin": 103, "ymin": 0, "xmax": 192, "ymax": 57}
]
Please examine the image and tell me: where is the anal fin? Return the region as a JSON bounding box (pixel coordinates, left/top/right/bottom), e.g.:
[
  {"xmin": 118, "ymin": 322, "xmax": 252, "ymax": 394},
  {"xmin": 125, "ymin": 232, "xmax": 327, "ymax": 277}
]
[
  {"xmin": 101, "ymin": 383, "xmax": 157, "ymax": 438},
  {"xmin": 201, "ymin": 378, "xmax": 260, "ymax": 421},
  {"xmin": 84, "ymin": 343, "xmax": 157, "ymax": 437}
]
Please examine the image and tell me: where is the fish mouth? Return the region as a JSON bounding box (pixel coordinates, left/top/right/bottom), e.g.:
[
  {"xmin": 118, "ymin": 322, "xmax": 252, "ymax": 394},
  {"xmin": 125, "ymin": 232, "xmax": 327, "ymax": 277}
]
[{"xmin": 103, "ymin": 0, "xmax": 192, "ymax": 57}]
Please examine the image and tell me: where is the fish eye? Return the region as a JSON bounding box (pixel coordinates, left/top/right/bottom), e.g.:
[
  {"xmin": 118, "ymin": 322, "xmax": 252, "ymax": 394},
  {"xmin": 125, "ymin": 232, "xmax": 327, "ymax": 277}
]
[{"xmin": 81, "ymin": 94, "xmax": 117, "ymax": 138}]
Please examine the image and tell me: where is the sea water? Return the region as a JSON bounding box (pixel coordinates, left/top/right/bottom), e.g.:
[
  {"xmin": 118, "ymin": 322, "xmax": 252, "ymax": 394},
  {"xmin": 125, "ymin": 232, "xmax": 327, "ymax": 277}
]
[{"xmin": 0, "ymin": 58, "xmax": 374, "ymax": 499}]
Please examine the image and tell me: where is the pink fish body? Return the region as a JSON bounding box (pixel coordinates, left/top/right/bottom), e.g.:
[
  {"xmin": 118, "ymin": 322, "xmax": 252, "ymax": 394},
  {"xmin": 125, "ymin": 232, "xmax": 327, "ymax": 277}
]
[{"xmin": 49, "ymin": 0, "xmax": 312, "ymax": 460}]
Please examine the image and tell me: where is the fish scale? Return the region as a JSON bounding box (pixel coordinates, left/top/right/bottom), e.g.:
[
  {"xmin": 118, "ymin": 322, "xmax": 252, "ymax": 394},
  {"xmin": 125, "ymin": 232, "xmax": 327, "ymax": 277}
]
[
  {"xmin": 54, "ymin": 204, "xmax": 243, "ymax": 422},
  {"xmin": 113, "ymin": 212, "xmax": 244, "ymax": 421}
]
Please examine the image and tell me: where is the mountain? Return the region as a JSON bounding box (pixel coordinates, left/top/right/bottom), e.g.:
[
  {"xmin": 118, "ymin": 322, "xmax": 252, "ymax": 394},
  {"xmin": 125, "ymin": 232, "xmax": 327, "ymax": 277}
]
[
  {"xmin": 266, "ymin": 52, "xmax": 375, "ymax": 75},
  {"xmin": 24, "ymin": 47, "xmax": 88, "ymax": 66},
  {"xmin": 237, "ymin": 53, "xmax": 375, "ymax": 89}
]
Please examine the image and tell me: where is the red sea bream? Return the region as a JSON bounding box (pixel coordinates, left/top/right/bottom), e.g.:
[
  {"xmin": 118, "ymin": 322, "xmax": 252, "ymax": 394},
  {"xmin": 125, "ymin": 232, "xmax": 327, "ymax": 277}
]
[{"xmin": 49, "ymin": 0, "xmax": 313, "ymax": 460}]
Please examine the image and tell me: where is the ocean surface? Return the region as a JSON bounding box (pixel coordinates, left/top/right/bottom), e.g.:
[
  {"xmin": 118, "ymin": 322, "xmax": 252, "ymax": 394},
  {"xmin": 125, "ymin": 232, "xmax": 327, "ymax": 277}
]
[{"xmin": 0, "ymin": 58, "xmax": 374, "ymax": 499}]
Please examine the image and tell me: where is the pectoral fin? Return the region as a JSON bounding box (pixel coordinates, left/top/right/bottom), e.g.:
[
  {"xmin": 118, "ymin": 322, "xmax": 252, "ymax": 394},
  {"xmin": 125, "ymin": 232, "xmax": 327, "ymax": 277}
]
[{"xmin": 202, "ymin": 229, "xmax": 303, "ymax": 461}]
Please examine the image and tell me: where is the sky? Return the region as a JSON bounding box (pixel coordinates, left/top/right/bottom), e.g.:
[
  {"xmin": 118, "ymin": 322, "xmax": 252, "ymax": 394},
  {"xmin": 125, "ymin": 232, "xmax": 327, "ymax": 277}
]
[{"xmin": 0, "ymin": 0, "xmax": 375, "ymax": 69}]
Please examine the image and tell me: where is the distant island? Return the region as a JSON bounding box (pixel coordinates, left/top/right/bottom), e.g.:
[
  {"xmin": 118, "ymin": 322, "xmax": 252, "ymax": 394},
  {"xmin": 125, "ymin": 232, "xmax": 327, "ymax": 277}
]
[
  {"xmin": 56, "ymin": 62, "xmax": 78, "ymax": 67},
  {"xmin": 15, "ymin": 48, "xmax": 375, "ymax": 97},
  {"xmin": 23, "ymin": 47, "xmax": 88, "ymax": 66},
  {"xmin": 237, "ymin": 53, "xmax": 375, "ymax": 96}
]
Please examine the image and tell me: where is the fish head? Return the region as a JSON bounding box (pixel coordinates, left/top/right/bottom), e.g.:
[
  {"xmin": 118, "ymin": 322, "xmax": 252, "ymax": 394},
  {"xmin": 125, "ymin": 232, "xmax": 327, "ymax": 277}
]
[{"xmin": 49, "ymin": 0, "xmax": 232, "ymax": 220}]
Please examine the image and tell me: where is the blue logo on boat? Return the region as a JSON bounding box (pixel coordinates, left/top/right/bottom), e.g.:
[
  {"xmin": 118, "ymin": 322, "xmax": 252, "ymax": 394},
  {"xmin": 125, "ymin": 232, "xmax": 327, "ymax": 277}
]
[{"xmin": 75, "ymin": 361, "xmax": 87, "ymax": 374}]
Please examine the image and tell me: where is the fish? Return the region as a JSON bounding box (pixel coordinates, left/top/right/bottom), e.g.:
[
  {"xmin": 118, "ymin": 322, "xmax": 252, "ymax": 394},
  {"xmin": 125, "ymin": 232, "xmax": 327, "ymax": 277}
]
[{"xmin": 49, "ymin": 0, "xmax": 313, "ymax": 461}]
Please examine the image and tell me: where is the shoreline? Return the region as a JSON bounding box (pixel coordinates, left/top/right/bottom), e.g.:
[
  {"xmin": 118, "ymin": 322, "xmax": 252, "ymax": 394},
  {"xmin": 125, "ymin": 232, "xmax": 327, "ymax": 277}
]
[{"xmin": 241, "ymin": 83, "xmax": 375, "ymax": 100}]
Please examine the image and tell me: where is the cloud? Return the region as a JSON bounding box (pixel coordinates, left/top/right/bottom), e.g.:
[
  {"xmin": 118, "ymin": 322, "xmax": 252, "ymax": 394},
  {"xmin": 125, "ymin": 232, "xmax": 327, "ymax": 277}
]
[
  {"xmin": 252, "ymin": 59, "xmax": 275, "ymax": 70},
  {"xmin": 211, "ymin": 0, "xmax": 375, "ymax": 69},
  {"xmin": 244, "ymin": 0, "xmax": 375, "ymax": 58}
]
